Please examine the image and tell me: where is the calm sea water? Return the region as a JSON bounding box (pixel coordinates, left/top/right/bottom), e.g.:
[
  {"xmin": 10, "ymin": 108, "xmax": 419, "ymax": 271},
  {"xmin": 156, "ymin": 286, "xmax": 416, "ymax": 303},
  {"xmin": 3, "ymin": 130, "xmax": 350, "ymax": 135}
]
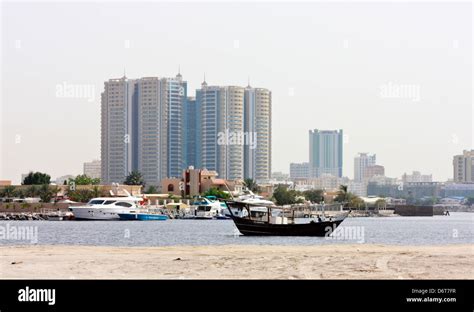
[{"xmin": 0, "ymin": 212, "xmax": 473, "ymax": 246}]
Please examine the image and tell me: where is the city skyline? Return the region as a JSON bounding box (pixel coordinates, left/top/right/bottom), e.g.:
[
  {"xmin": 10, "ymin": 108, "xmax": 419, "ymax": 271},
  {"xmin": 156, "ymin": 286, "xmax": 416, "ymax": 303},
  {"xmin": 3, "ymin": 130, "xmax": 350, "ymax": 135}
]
[
  {"xmin": 1, "ymin": 2, "xmax": 472, "ymax": 183},
  {"xmin": 101, "ymin": 72, "xmax": 272, "ymax": 186}
]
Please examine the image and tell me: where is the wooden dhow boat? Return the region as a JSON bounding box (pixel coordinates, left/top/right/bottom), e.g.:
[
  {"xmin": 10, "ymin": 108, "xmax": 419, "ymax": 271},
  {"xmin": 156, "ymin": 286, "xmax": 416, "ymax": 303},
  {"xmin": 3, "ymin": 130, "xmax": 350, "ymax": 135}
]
[{"xmin": 225, "ymin": 201, "xmax": 350, "ymax": 236}]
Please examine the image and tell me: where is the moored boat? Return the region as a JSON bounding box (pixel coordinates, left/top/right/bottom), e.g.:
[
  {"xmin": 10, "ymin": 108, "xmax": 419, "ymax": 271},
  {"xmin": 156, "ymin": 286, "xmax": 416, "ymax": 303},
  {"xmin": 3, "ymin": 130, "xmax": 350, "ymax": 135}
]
[
  {"xmin": 191, "ymin": 196, "xmax": 225, "ymax": 219},
  {"xmin": 225, "ymin": 201, "xmax": 350, "ymax": 236},
  {"xmin": 118, "ymin": 212, "xmax": 168, "ymax": 221},
  {"xmin": 69, "ymin": 197, "xmax": 142, "ymax": 220}
]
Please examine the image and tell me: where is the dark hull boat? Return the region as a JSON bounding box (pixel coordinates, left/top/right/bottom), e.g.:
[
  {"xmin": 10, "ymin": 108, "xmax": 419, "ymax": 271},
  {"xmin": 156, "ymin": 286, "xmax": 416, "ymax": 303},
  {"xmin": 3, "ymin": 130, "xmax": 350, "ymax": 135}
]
[
  {"xmin": 226, "ymin": 201, "xmax": 350, "ymax": 237},
  {"xmin": 231, "ymin": 217, "xmax": 344, "ymax": 236}
]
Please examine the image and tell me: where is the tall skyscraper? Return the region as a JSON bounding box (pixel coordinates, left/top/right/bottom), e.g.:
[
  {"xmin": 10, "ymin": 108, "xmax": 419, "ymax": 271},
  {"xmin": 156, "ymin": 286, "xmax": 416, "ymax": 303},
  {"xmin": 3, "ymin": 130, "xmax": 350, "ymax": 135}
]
[
  {"xmin": 309, "ymin": 129, "xmax": 343, "ymax": 178},
  {"xmin": 101, "ymin": 73, "xmax": 187, "ymax": 186},
  {"xmin": 164, "ymin": 74, "xmax": 187, "ymax": 178},
  {"xmin": 244, "ymin": 86, "xmax": 272, "ymax": 182},
  {"xmin": 196, "ymin": 82, "xmax": 220, "ymax": 175},
  {"xmin": 354, "ymin": 153, "xmax": 376, "ymax": 182},
  {"xmin": 196, "ymin": 81, "xmax": 246, "ymax": 180},
  {"xmin": 183, "ymin": 96, "xmax": 199, "ymax": 169},
  {"xmin": 101, "ymin": 76, "xmax": 135, "ymax": 184},
  {"xmin": 135, "ymin": 77, "xmax": 167, "ymax": 186},
  {"xmin": 453, "ymin": 150, "xmax": 474, "ymax": 182}
]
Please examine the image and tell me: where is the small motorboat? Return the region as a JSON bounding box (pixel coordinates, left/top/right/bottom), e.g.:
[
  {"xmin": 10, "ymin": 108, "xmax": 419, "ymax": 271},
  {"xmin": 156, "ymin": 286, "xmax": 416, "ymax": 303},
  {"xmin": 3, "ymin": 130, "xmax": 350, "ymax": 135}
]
[{"xmin": 118, "ymin": 211, "xmax": 168, "ymax": 221}]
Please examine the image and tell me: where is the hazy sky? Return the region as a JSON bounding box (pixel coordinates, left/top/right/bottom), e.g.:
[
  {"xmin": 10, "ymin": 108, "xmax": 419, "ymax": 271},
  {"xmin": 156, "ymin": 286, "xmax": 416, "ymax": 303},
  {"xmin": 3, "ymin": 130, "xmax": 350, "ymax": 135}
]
[{"xmin": 1, "ymin": 1, "xmax": 472, "ymax": 184}]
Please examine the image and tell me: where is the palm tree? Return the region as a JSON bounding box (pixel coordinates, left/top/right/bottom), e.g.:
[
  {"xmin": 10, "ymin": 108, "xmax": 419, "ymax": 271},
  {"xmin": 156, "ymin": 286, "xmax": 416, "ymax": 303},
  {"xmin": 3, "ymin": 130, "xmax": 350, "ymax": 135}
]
[
  {"xmin": 350, "ymin": 197, "xmax": 365, "ymax": 210},
  {"xmin": 91, "ymin": 185, "xmax": 101, "ymax": 198},
  {"xmin": 244, "ymin": 178, "xmax": 259, "ymax": 192},
  {"xmin": 124, "ymin": 171, "xmax": 144, "ymax": 186},
  {"xmin": 38, "ymin": 184, "xmax": 54, "ymax": 203},
  {"xmin": 335, "ymin": 185, "xmax": 349, "ymax": 203},
  {"xmin": 144, "ymin": 185, "xmax": 157, "ymax": 194}
]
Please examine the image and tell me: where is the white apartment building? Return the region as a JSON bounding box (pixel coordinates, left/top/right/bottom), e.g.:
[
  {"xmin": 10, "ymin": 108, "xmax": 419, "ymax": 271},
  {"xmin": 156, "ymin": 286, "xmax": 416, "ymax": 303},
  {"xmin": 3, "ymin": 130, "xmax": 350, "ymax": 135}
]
[
  {"xmin": 453, "ymin": 150, "xmax": 474, "ymax": 183},
  {"xmin": 244, "ymin": 86, "xmax": 272, "ymax": 182},
  {"xmin": 197, "ymin": 83, "xmax": 245, "ymax": 180},
  {"xmin": 101, "ymin": 76, "xmax": 135, "ymax": 184},
  {"xmin": 83, "ymin": 160, "xmax": 101, "ymax": 179},
  {"xmin": 402, "ymin": 171, "xmax": 432, "ymax": 183},
  {"xmin": 354, "ymin": 153, "xmax": 376, "ymax": 182}
]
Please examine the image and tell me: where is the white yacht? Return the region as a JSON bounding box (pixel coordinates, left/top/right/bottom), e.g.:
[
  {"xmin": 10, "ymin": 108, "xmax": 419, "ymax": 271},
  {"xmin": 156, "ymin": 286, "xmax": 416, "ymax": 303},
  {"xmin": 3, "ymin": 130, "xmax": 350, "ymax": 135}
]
[
  {"xmin": 235, "ymin": 190, "xmax": 275, "ymax": 206},
  {"xmin": 69, "ymin": 196, "xmax": 141, "ymax": 220},
  {"xmin": 221, "ymin": 191, "xmax": 276, "ymax": 218},
  {"xmin": 192, "ymin": 197, "xmax": 225, "ymax": 219}
]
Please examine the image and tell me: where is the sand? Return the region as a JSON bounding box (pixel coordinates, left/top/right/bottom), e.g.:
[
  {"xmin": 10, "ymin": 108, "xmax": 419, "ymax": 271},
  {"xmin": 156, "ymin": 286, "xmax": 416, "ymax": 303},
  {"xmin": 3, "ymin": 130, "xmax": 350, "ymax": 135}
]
[{"xmin": 0, "ymin": 244, "xmax": 473, "ymax": 279}]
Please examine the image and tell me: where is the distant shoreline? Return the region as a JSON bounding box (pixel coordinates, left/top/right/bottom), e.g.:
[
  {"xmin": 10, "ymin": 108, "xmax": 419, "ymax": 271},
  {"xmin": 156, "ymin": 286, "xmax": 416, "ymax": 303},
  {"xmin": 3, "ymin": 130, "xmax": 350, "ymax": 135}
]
[{"xmin": 1, "ymin": 244, "xmax": 473, "ymax": 279}]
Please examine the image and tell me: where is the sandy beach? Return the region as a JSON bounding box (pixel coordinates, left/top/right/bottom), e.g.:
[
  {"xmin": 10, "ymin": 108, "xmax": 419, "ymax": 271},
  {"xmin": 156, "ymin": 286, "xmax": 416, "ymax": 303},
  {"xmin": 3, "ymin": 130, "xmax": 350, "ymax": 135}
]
[{"xmin": 1, "ymin": 244, "xmax": 473, "ymax": 279}]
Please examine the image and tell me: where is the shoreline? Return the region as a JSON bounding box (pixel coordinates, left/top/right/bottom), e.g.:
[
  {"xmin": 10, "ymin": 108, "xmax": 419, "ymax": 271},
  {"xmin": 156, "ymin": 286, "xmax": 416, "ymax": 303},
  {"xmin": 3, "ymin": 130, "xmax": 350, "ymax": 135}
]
[{"xmin": 1, "ymin": 244, "xmax": 473, "ymax": 279}]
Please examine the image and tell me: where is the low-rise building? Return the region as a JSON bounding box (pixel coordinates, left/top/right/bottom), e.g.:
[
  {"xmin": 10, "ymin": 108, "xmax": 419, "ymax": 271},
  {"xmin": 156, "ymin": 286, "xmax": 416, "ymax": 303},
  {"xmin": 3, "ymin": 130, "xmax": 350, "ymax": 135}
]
[
  {"xmin": 83, "ymin": 160, "xmax": 101, "ymax": 180},
  {"xmin": 443, "ymin": 183, "xmax": 474, "ymax": 197},
  {"xmin": 289, "ymin": 163, "xmax": 310, "ymax": 179},
  {"xmin": 161, "ymin": 167, "xmax": 244, "ymax": 197},
  {"xmin": 440, "ymin": 196, "xmax": 466, "ymax": 205},
  {"xmin": 402, "ymin": 171, "xmax": 432, "ymax": 183}
]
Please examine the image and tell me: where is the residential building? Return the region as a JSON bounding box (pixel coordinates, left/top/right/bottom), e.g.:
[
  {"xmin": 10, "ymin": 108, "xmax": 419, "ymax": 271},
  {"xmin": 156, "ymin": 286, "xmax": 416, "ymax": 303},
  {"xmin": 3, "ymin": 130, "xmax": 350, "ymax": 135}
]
[
  {"xmin": 294, "ymin": 175, "xmax": 349, "ymax": 192},
  {"xmin": 100, "ymin": 76, "xmax": 135, "ymax": 185},
  {"xmin": 101, "ymin": 73, "xmax": 187, "ymax": 186},
  {"xmin": 348, "ymin": 181, "xmax": 367, "ymax": 197},
  {"xmin": 453, "ymin": 150, "xmax": 474, "ymax": 182},
  {"xmin": 402, "ymin": 171, "xmax": 432, "ymax": 183},
  {"xmin": 135, "ymin": 77, "xmax": 167, "ymax": 186},
  {"xmin": 184, "ymin": 96, "xmax": 199, "ymax": 169},
  {"xmin": 354, "ymin": 153, "xmax": 376, "ymax": 182},
  {"xmin": 363, "ymin": 165, "xmax": 385, "ymax": 181},
  {"xmin": 196, "ymin": 82, "xmax": 245, "ymax": 180},
  {"xmin": 271, "ymin": 172, "xmax": 289, "ymax": 181},
  {"xmin": 161, "ymin": 167, "xmax": 244, "ymax": 197},
  {"xmin": 165, "ymin": 74, "xmax": 188, "ymax": 178},
  {"xmin": 309, "ymin": 129, "xmax": 343, "ymax": 177},
  {"xmin": 244, "ymin": 86, "xmax": 272, "ymax": 182},
  {"xmin": 289, "ymin": 162, "xmax": 310, "ymax": 179},
  {"xmin": 83, "ymin": 160, "xmax": 101, "ymax": 179}
]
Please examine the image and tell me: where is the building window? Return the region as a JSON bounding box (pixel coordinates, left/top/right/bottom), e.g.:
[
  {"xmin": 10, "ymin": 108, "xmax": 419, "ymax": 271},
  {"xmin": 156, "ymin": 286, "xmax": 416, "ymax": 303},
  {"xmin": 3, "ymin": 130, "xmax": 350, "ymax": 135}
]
[{"xmin": 168, "ymin": 184, "xmax": 174, "ymax": 192}]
